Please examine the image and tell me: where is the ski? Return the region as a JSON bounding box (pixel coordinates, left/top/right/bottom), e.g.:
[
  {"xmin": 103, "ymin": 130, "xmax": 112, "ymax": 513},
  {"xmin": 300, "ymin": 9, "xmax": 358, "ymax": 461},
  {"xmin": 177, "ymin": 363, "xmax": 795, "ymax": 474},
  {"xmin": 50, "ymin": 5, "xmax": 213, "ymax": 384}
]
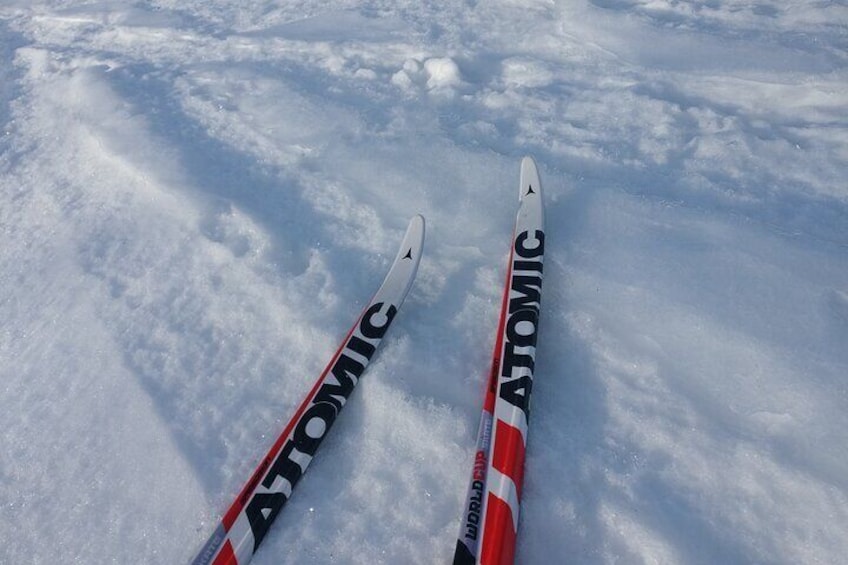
[
  {"xmin": 454, "ymin": 157, "xmax": 545, "ymax": 565},
  {"xmin": 192, "ymin": 215, "xmax": 425, "ymax": 565}
]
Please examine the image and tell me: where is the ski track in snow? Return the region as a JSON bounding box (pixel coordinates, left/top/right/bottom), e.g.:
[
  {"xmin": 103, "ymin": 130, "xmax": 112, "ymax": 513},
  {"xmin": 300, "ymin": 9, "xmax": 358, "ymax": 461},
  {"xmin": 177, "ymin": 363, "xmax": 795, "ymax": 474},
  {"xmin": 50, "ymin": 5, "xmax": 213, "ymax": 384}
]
[{"xmin": 1, "ymin": 1, "xmax": 846, "ymax": 563}]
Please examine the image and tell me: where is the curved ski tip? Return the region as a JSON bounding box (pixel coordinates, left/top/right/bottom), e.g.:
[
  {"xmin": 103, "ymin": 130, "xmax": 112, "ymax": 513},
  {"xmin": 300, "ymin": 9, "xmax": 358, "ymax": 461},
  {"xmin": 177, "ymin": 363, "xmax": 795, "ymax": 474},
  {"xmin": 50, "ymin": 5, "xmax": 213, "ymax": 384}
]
[
  {"xmin": 521, "ymin": 155, "xmax": 538, "ymax": 170},
  {"xmin": 406, "ymin": 214, "xmax": 425, "ymax": 242},
  {"xmin": 519, "ymin": 155, "xmax": 542, "ymax": 200},
  {"xmin": 400, "ymin": 214, "xmax": 425, "ymax": 261}
]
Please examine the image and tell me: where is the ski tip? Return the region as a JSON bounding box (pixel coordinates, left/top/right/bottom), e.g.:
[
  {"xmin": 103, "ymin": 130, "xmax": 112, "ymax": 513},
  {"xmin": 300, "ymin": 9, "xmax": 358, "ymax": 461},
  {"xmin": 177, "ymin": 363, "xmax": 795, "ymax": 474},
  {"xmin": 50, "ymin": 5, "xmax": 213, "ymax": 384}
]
[
  {"xmin": 374, "ymin": 214, "xmax": 425, "ymax": 306},
  {"xmin": 519, "ymin": 155, "xmax": 542, "ymax": 202},
  {"xmin": 398, "ymin": 214, "xmax": 425, "ymax": 264},
  {"xmin": 406, "ymin": 214, "xmax": 425, "ymax": 249}
]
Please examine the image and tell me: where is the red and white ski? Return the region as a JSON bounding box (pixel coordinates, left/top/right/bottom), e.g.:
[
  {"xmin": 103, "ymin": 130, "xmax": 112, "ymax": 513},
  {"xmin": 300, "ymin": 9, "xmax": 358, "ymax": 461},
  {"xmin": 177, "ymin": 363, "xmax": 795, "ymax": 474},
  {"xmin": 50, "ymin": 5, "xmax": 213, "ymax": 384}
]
[
  {"xmin": 192, "ymin": 216, "xmax": 425, "ymax": 565},
  {"xmin": 454, "ymin": 157, "xmax": 545, "ymax": 565}
]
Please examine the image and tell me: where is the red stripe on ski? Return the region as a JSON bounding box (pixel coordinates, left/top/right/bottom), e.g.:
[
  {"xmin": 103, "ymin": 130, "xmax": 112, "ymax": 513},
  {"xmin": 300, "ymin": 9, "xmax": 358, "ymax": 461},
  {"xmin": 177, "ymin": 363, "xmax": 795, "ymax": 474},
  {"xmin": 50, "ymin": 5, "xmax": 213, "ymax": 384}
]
[
  {"xmin": 211, "ymin": 540, "xmax": 236, "ymax": 565},
  {"xmin": 451, "ymin": 220, "xmax": 518, "ymax": 563},
  {"xmin": 486, "ymin": 243, "xmax": 516, "ymax": 410},
  {"xmin": 480, "ymin": 493, "xmax": 517, "ymax": 565},
  {"xmin": 490, "ymin": 420, "xmax": 526, "ymax": 500}
]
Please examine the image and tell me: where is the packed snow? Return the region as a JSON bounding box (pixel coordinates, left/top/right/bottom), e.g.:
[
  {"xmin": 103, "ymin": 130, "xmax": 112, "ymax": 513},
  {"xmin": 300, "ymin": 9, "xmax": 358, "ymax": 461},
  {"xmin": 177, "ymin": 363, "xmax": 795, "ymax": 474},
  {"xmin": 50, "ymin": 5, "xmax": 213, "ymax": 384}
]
[{"xmin": 1, "ymin": 1, "xmax": 846, "ymax": 564}]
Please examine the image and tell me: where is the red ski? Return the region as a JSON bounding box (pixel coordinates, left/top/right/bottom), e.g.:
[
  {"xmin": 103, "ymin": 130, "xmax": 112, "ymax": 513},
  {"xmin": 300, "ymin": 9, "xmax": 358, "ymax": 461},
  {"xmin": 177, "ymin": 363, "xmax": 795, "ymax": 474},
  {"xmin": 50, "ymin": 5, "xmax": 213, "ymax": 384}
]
[{"xmin": 454, "ymin": 157, "xmax": 545, "ymax": 565}]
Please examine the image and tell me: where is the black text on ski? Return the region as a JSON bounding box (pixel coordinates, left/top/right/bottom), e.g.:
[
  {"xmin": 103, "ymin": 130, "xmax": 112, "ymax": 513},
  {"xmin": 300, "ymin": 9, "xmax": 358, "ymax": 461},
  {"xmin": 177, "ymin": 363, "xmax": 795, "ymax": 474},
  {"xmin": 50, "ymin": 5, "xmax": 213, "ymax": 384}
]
[
  {"xmin": 462, "ymin": 447, "xmax": 489, "ymax": 543},
  {"xmin": 500, "ymin": 230, "xmax": 544, "ymax": 420},
  {"xmin": 244, "ymin": 302, "xmax": 397, "ymax": 549}
]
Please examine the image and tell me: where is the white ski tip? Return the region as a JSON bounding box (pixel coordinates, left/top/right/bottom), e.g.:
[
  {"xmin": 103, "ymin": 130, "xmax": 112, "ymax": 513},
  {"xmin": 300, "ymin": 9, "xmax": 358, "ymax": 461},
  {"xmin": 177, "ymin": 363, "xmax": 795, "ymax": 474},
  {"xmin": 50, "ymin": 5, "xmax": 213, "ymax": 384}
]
[
  {"xmin": 519, "ymin": 156, "xmax": 542, "ymax": 202},
  {"xmin": 401, "ymin": 215, "xmax": 425, "ymax": 262},
  {"xmin": 409, "ymin": 214, "xmax": 425, "ymax": 237},
  {"xmin": 373, "ymin": 214, "xmax": 425, "ymax": 307}
]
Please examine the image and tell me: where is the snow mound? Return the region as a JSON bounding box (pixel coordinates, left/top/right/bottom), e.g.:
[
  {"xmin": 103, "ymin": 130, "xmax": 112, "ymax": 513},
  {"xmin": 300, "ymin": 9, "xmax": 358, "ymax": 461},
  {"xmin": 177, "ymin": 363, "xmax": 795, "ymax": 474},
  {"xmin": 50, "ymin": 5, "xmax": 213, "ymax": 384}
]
[{"xmin": 424, "ymin": 57, "xmax": 462, "ymax": 91}]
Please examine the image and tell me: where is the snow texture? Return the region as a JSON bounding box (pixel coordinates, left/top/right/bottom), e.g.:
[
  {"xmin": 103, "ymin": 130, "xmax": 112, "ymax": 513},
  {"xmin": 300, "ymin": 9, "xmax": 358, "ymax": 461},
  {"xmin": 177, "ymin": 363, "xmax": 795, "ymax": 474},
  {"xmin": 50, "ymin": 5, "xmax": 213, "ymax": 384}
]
[{"xmin": 1, "ymin": 1, "xmax": 846, "ymax": 564}]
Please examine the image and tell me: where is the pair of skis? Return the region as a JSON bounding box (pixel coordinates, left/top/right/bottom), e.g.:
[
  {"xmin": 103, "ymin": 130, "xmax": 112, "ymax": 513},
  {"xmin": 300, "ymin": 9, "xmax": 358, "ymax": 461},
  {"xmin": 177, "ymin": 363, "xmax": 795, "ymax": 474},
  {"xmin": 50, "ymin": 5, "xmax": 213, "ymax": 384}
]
[{"xmin": 192, "ymin": 157, "xmax": 545, "ymax": 565}]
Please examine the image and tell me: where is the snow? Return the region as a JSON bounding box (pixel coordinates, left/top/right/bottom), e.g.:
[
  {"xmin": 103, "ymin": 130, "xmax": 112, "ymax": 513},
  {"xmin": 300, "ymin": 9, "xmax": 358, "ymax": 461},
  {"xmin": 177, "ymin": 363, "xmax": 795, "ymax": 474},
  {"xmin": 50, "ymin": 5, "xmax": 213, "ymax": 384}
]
[{"xmin": 1, "ymin": 1, "xmax": 846, "ymax": 564}]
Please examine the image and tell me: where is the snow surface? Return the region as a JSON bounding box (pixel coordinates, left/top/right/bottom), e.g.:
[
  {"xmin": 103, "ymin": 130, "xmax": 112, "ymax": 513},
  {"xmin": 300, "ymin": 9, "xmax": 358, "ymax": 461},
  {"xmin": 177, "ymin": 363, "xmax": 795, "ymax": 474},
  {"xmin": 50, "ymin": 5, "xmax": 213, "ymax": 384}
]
[{"xmin": 1, "ymin": 1, "xmax": 847, "ymax": 564}]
